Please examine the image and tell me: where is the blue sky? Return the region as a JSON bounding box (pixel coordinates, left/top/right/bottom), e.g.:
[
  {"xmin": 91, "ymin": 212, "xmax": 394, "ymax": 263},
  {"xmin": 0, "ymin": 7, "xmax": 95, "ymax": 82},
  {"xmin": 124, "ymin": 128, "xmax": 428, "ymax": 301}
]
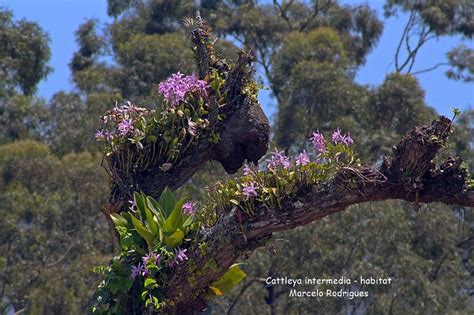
[{"xmin": 3, "ymin": 0, "xmax": 473, "ymax": 119}]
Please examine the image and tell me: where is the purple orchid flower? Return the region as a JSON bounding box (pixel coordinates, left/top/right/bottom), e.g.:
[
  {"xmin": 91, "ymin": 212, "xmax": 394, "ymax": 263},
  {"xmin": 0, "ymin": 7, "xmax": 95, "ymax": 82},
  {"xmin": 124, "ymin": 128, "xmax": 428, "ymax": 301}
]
[{"xmin": 243, "ymin": 181, "xmax": 258, "ymax": 197}]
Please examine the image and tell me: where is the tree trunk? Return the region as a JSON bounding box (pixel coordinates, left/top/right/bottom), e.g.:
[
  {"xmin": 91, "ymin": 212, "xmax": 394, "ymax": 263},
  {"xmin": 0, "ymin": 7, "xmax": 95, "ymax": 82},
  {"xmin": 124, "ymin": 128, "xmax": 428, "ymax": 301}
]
[{"xmin": 104, "ymin": 15, "xmax": 474, "ymax": 313}]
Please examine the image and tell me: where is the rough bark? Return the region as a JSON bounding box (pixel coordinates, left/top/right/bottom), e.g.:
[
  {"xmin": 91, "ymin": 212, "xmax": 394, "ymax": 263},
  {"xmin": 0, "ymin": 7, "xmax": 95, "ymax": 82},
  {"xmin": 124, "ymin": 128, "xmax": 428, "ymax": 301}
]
[
  {"xmin": 104, "ymin": 15, "xmax": 473, "ymax": 313},
  {"xmin": 162, "ymin": 116, "xmax": 473, "ymax": 313}
]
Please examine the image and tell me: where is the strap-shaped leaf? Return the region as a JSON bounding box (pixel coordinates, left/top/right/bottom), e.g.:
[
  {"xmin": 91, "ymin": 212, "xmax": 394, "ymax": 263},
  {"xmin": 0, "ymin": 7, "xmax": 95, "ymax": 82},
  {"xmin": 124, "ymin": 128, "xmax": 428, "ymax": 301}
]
[
  {"xmin": 210, "ymin": 264, "xmax": 246, "ymax": 295},
  {"xmin": 144, "ymin": 205, "xmax": 159, "ymax": 236},
  {"xmin": 144, "ymin": 277, "xmax": 158, "ymax": 289},
  {"xmin": 182, "ymin": 213, "xmax": 195, "ymax": 228},
  {"xmin": 120, "ymin": 212, "xmax": 136, "ymax": 230},
  {"xmin": 147, "ymin": 196, "xmax": 166, "ymax": 228},
  {"xmin": 134, "ymin": 191, "xmax": 147, "ymax": 220},
  {"xmin": 146, "ymin": 197, "xmax": 165, "ymax": 243},
  {"xmin": 165, "ymin": 229, "xmax": 184, "ymax": 248},
  {"xmin": 163, "ymin": 197, "xmax": 186, "ymax": 233},
  {"xmin": 110, "ymin": 213, "xmax": 127, "ymax": 228},
  {"xmin": 130, "ymin": 215, "xmax": 156, "ymax": 248},
  {"xmin": 158, "ymin": 187, "xmax": 177, "ymax": 218}
]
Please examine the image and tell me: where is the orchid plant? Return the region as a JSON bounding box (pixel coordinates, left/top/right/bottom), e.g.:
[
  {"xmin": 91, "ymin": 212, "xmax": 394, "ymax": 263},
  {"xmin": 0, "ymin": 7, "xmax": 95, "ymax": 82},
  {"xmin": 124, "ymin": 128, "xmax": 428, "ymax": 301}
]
[
  {"xmin": 203, "ymin": 129, "xmax": 357, "ymax": 224},
  {"xmin": 96, "ymin": 72, "xmax": 218, "ymax": 183},
  {"xmin": 91, "ymin": 188, "xmax": 246, "ymax": 313},
  {"xmin": 92, "ymin": 71, "xmax": 253, "ymax": 313}
]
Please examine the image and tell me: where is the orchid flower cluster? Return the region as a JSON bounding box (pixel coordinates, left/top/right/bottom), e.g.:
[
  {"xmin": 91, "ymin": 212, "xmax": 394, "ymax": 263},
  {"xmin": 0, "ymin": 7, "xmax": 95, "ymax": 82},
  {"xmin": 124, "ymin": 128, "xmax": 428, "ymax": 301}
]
[
  {"xmin": 96, "ymin": 102, "xmax": 154, "ymax": 152},
  {"xmin": 96, "ymin": 72, "xmax": 215, "ymax": 181},
  {"xmin": 158, "ymin": 72, "xmax": 209, "ymax": 108},
  {"xmin": 91, "ymin": 188, "xmax": 245, "ymax": 313},
  {"xmin": 204, "ymin": 128, "xmax": 356, "ymax": 221}
]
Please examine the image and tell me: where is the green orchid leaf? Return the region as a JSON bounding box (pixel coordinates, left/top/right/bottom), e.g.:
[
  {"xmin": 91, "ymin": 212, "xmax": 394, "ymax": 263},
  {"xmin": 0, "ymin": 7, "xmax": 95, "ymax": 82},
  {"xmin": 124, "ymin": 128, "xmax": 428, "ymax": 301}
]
[
  {"xmin": 144, "ymin": 277, "xmax": 157, "ymax": 289},
  {"xmin": 147, "ymin": 196, "xmax": 166, "ymax": 228},
  {"xmin": 163, "ymin": 197, "xmax": 186, "ymax": 233},
  {"xmin": 165, "ymin": 229, "xmax": 184, "ymax": 248},
  {"xmin": 134, "ymin": 191, "xmax": 147, "ymax": 219},
  {"xmin": 143, "ymin": 205, "xmax": 159, "ymax": 236},
  {"xmin": 120, "ymin": 212, "xmax": 136, "ymax": 230},
  {"xmin": 146, "ymin": 198, "xmax": 165, "ymax": 243},
  {"xmin": 210, "ymin": 264, "xmax": 246, "ymax": 295},
  {"xmin": 130, "ymin": 215, "xmax": 155, "ymax": 248},
  {"xmin": 163, "ymin": 205, "xmax": 181, "ymax": 233},
  {"xmin": 110, "ymin": 213, "xmax": 127, "ymax": 228},
  {"xmin": 182, "ymin": 214, "xmax": 195, "ymax": 228},
  {"xmin": 158, "ymin": 187, "xmax": 177, "ymax": 218}
]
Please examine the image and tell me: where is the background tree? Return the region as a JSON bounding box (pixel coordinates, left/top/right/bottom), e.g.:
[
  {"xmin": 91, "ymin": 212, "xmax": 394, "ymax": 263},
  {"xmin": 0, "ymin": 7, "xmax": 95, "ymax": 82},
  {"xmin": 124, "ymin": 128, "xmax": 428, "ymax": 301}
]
[
  {"xmin": 0, "ymin": 9, "xmax": 51, "ymax": 97},
  {"xmin": 384, "ymin": 0, "xmax": 473, "ymax": 77},
  {"xmin": 0, "ymin": 8, "xmax": 113, "ymax": 313},
  {"xmin": 0, "ymin": 140, "xmax": 113, "ymax": 312}
]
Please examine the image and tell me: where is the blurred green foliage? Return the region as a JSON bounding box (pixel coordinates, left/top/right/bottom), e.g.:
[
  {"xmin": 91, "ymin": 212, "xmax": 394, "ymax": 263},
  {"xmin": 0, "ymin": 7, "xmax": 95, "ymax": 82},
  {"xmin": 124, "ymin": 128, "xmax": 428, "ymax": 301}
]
[
  {"xmin": 0, "ymin": 141, "xmax": 113, "ymax": 313},
  {"xmin": 0, "ymin": 10, "xmax": 51, "ymax": 96},
  {"xmin": 212, "ymin": 202, "xmax": 471, "ymax": 314}
]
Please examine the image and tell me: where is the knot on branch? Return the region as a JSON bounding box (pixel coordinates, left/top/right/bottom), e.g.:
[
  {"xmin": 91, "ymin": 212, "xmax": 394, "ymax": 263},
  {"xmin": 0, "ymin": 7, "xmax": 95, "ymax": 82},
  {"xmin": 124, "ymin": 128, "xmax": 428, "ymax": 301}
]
[
  {"xmin": 423, "ymin": 156, "xmax": 469, "ymax": 198},
  {"xmin": 211, "ymin": 50, "xmax": 269, "ymax": 173},
  {"xmin": 381, "ymin": 116, "xmax": 452, "ymax": 185},
  {"xmin": 213, "ymin": 98, "xmax": 269, "ymax": 173},
  {"xmin": 186, "ymin": 14, "xmax": 269, "ymax": 173}
]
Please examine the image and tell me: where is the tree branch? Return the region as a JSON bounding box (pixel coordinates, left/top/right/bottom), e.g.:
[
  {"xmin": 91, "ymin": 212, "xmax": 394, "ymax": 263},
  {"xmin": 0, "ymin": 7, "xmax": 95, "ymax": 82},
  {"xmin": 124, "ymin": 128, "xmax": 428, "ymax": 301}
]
[
  {"xmin": 163, "ymin": 116, "xmax": 473, "ymax": 312},
  {"xmin": 299, "ymin": 0, "xmax": 333, "ymax": 32},
  {"xmin": 395, "ymin": 8, "xmax": 416, "ymax": 71},
  {"xmin": 102, "ymin": 17, "xmax": 473, "ymax": 312},
  {"xmin": 411, "ymin": 62, "xmax": 450, "ymax": 75},
  {"xmin": 273, "ymin": 0, "xmax": 294, "ymax": 31},
  {"xmin": 394, "ymin": 5, "xmax": 438, "ymax": 74},
  {"xmin": 226, "ymin": 279, "xmax": 257, "ymax": 315}
]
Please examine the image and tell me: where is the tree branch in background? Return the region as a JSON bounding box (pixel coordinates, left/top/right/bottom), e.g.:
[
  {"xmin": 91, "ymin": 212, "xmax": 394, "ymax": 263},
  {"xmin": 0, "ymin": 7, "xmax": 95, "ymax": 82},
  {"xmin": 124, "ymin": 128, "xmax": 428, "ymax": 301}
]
[
  {"xmin": 411, "ymin": 62, "xmax": 450, "ymax": 75},
  {"xmin": 272, "ymin": 0, "xmax": 294, "ymax": 31},
  {"xmin": 389, "ymin": 0, "xmax": 473, "ymax": 76},
  {"xmin": 226, "ymin": 278, "xmax": 257, "ymax": 315},
  {"xmin": 394, "ymin": 6, "xmax": 415, "ymax": 71},
  {"xmin": 299, "ymin": 0, "xmax": 333, "ymax": 32},
  {"xmin": 395, "ymin": 13, "xmax": 436, "ymax": 74}
]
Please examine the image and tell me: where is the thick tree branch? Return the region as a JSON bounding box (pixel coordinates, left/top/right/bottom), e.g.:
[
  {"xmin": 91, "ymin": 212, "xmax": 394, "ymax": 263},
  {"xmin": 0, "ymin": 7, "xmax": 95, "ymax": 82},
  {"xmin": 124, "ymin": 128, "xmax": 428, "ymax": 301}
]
[
  {"xmin": 102, "ymin": 17, "xmax": 472, "ymax": 313},
  {"xmin": 163, "ymin": 116, "xmax": 473, "ymax": 312}
]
